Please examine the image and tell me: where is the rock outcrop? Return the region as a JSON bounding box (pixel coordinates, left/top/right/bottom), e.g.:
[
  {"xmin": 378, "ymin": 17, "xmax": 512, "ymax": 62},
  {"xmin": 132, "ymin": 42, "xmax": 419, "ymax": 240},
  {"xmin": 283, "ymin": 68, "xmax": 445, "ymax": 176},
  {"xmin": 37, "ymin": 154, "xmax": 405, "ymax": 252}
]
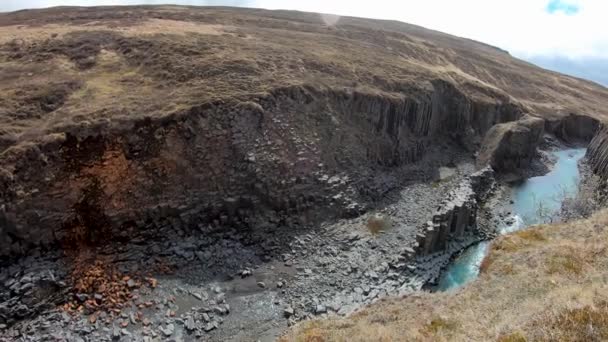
[
  {"xmin": 545, "ymin": 113, "xmax": 599, "ymax": 143},
  {"xmin": 587, "ymin": 123, "xmax": 608, "ymax": 180},
  {"xmin": 416, "ymin": 167, "xmax": 495, "ymax": 256},
  {"xmin": 476, "ymin": 115, "xmax": 545, "ymax": 174}
]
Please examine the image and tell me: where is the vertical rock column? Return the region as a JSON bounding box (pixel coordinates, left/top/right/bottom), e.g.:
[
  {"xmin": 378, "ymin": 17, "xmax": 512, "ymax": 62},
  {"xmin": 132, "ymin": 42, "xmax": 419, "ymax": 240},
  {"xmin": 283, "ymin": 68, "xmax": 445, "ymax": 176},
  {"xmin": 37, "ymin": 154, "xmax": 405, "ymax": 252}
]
[
  {"xmin": 416, "ymin": 167, "xmax": 494, "ymax": 256},
  {"xmin": 588, "ymin": 124, "xmax": 608, "ymax": 179}
]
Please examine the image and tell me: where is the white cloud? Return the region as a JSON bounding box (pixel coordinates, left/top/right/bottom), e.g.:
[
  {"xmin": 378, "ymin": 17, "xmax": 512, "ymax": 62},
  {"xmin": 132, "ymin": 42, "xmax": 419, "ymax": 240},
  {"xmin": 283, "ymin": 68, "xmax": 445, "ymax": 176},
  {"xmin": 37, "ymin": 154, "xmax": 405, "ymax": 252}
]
[{"xmin": 2, "ymin": 0, "xmax": 607, "ymax": 58}]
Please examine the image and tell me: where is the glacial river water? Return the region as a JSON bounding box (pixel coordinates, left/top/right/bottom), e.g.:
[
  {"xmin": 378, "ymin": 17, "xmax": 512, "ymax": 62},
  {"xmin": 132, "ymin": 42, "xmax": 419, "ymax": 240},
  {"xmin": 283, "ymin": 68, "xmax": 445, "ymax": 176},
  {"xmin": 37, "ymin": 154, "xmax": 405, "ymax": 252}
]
[{"xmin": 436, "ymin": 148, "xmax": 587, "ymax": 291}]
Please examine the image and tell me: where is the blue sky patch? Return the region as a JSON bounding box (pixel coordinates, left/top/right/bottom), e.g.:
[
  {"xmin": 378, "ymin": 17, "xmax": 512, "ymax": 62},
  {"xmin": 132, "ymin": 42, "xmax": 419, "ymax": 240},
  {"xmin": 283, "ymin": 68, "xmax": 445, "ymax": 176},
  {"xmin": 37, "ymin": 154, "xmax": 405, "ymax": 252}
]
[{"xmin": 546, "ymin": 0, "xmax": 580, "ymax": 15}]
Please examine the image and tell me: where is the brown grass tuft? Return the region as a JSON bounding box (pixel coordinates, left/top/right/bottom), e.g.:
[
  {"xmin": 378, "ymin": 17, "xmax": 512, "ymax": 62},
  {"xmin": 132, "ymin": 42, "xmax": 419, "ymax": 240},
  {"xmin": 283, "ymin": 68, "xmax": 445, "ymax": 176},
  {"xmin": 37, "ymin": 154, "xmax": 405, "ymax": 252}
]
[
  {"xmin": 533, "ymin": 305, "xmax": 608, "ymax": 341},
  {"xmin": 366, "ymin": 214, "xmax": 391, "ymax": 235},
  {"xmin": 545, "ymin": 247, "xmax": 585, "ymax": 276},
  {"xmin": 420, "ymin": 317, "xmax": 459, "ymax": 337},
  {"xmin": 516, "ymin": 229, "xmax": 546, "ymax": 242},
  {"xmin": 497, "ymin": 331, "xmax": 527, "ymax": 342}
]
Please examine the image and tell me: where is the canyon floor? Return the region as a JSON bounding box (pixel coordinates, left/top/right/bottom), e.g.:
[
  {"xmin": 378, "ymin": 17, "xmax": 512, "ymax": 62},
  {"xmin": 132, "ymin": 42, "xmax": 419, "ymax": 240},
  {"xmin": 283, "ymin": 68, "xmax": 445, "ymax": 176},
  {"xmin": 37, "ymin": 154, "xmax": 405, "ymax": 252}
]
[{"xmin": 2, "ymin": 5, "xmax": 608, "ymax": 342}]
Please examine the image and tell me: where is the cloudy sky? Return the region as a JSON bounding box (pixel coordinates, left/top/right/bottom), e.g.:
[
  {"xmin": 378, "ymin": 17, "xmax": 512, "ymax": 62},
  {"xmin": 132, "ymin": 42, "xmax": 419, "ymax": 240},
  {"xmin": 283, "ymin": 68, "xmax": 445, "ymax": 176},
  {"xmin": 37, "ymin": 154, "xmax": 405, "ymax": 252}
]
[
  {"xmin": 1, "ymin": 0, "xmax": 606, "ymax": 83},
  {"xmin": 267, "ymin": 0, "xmax": 606, "ymax": 60}
]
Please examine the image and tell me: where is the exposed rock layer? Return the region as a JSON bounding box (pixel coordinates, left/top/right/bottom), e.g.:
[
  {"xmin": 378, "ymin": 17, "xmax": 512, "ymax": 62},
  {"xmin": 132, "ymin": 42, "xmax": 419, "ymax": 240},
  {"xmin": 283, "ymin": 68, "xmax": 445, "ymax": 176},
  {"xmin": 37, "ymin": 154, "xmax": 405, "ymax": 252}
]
[
  {"xmin": 546, "ymin": 113, "xmax": 599, "ymax": 143},
  {"xmin": 0, "ymin": 84, "xmax": 521, "ymax": 260}
]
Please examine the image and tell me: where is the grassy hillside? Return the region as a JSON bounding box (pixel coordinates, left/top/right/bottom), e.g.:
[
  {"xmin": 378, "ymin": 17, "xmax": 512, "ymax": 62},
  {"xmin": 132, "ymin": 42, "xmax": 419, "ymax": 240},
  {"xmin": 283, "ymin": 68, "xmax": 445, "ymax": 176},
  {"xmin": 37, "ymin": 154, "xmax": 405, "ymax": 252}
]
[
  {"xmin": 2, "ymin": 6, "xmax": 608, "ymax": 151},
  {"xmin": 283, "ymin": 209, "xmax": 608, "ymax": 341}
]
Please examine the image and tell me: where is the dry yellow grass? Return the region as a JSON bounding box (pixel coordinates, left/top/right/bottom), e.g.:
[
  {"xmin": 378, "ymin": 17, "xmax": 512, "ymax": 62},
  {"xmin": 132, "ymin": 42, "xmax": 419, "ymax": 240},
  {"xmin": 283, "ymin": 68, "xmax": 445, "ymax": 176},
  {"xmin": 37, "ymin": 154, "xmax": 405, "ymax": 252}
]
[{"xmin": 282, "ymin": 209, "xmax": 608, "ymax": 342}]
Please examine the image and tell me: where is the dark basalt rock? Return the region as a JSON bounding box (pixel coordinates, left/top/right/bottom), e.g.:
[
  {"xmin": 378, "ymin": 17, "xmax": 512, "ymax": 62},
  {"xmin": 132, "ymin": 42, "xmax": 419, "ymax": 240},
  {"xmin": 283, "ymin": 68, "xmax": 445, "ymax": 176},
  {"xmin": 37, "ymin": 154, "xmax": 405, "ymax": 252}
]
[
  {"xmin": 587, "ymin": 123, "xmax": 608, "ymax": 180},
  {"xmin": 546, "ymin": 113, "xmax": 599, "ymax": 144},
  {"xmin": 415, "ymin": 167, "xmax": 495, "ymax": 256},
  {"xmin": 0, "ymin": 83, "xmax": 522, "ymax": 261},
  {"xmin": 476, "ymin": 115, "xmax": 545, "ymax": 174}
]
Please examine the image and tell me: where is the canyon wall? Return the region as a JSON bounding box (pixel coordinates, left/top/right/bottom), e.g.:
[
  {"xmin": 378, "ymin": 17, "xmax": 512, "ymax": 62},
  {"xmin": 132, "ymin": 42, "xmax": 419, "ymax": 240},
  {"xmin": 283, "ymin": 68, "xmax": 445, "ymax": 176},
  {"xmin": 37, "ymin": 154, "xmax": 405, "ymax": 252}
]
[
  {"xmin": 0, "ymin": 82, "xmax": 523, "ymax": 260},
  {"xmin": 587, "ymin": 124, "xmax": 608, "ymax": 180},
  {"xmin": 545, "ymin": 113, "xmax": 599, "ymax": 144}
]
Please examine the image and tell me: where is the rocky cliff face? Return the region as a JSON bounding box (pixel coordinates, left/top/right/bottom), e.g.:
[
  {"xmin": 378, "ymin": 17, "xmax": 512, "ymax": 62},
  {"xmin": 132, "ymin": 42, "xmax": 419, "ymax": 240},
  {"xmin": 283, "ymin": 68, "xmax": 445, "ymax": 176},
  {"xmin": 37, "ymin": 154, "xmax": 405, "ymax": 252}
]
[
  {"xmin": 587, "ymin": 124, "xmax": 608, "ymax": 180},
  {"xmin": 0, "ymin": 83, "xmax": 521, "ymax": 261},
  {"xmin": 545, "ymin": 113, "xmax": 599, "ymax": 143},
  {"xmin": 476, "ymin": 115, "xmax": 545, "ymax": 174},
  {"xmin": 415, "ymin": 167, "xmax": 494, "ymax": 256}
]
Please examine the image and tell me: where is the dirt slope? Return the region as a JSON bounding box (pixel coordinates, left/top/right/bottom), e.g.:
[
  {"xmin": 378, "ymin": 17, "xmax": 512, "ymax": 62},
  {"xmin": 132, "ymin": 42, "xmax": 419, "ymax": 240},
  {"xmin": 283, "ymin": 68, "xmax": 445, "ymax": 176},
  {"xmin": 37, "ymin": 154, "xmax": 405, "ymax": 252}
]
[{"xmin": 283, "ymin": 209, "xmax": 608, "ymax": 342}]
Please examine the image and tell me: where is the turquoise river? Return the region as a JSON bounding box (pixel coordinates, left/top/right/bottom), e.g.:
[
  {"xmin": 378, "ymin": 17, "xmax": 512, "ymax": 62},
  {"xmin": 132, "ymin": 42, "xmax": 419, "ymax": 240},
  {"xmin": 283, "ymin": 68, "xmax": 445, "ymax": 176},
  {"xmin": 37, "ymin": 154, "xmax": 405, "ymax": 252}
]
[{"xmin": 436, "ymin": 148, "xmax": 587, "ymax": 291}]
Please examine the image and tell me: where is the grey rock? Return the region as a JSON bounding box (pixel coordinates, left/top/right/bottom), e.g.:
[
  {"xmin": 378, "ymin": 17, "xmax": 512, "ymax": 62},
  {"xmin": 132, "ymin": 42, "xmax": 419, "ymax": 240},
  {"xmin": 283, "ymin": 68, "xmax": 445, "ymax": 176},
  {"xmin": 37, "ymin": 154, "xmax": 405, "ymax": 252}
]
[
  {"xmin": 161, "ymin": 323, "xmax": 174, "ymax": 336},
  {"xmin": 112, "ymin": 326, "xmax": 121, "ymax": 340},
  {"xmin": 185, "ymin": 317, "xmax": 196, "ymax": 331},
  {"xmin": 315, "ymin": 305, "xmax": 327, "ymax": 314},
  {"xmin": 214, "ymin": 306, "xmax": 227, "ymax": 315},
  {"xmin": 75, "ymin": 294, "xmax": 89, "ymax": 302},
  {"xmin": 284, "ymin": 306, "xmax": 294, "ymax": 318}
]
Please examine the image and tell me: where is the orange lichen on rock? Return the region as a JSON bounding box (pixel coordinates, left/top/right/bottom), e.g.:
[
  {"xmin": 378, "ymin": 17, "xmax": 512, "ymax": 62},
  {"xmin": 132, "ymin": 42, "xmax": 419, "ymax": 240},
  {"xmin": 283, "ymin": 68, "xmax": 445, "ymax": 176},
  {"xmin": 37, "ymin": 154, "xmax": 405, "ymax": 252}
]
[{"xmin": 63, "ymin": 258, "xmax": 155, "ymax": 319}]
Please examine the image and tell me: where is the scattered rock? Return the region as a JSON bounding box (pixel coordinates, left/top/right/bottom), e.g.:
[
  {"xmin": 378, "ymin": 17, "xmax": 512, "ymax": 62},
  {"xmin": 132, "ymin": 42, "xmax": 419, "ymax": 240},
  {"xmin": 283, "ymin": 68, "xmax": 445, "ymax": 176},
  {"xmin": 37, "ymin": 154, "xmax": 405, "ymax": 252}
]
[
  {"xmin": 185, "ymin": 317, "xmax": 196, "ymax": 331},
  {"xmin": 160, "ymin": 324, "xmax": 174, "ymax": 337},
  {"xmin": 315, "ymin": 305, "xmax": 327, "ymax": 314}
]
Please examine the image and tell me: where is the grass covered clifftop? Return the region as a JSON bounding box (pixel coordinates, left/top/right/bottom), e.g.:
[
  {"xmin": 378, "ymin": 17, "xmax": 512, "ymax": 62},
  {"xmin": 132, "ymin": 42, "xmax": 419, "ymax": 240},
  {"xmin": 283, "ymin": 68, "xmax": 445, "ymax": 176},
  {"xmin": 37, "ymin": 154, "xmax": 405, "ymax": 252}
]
[
  {"xmin": 2, "ymin": 5, "xmax": 608, "ymax": 151},
  {"xmin": 283, "ymin": 209, "xmax": 608, "ymax": 342}
]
